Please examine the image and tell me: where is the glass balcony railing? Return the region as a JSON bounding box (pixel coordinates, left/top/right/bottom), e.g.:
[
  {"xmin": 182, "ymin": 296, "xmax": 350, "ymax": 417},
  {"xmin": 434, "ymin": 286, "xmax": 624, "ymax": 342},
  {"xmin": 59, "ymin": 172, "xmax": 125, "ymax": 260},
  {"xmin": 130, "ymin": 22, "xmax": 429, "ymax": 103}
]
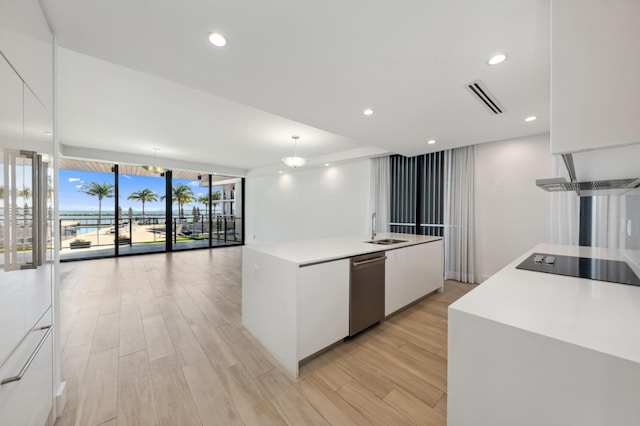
[{"xmin": 59, "ymin": 214, "xmax": 242, "ymax": 260}]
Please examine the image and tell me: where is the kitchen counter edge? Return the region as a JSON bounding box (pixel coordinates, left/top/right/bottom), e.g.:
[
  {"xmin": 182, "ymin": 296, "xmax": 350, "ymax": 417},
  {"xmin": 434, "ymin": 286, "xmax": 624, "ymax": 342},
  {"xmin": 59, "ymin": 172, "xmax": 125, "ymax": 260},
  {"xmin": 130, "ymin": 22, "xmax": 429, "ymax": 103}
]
[{"xmin": 243, "ymin": 233, "xmax": 442, "ymax": 266}]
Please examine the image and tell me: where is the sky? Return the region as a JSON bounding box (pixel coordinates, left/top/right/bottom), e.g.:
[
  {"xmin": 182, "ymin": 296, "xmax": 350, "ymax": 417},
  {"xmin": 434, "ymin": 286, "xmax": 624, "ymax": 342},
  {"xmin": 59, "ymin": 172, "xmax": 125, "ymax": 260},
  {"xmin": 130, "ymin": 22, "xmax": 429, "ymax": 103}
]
[{"xmin": 59, "ymin": 169, "xmax": 220, "ymax": 212}]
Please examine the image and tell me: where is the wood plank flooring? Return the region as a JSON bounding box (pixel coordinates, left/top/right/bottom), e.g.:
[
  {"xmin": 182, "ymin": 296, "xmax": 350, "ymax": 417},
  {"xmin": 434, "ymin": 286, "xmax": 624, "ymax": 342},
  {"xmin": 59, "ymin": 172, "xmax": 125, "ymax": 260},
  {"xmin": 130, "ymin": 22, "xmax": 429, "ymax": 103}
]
[{"xmin": 56, "ymin": 247, "xmax": 475, "ymax": 426}]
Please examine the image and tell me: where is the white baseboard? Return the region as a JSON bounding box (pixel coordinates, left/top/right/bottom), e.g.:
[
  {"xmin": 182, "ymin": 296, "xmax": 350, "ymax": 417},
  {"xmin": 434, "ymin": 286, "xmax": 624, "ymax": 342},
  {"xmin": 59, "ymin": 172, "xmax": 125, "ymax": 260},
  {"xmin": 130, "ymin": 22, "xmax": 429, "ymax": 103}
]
[{"xmin": 55, "ymin": 381, "xmax": 67, "ymax": 418}]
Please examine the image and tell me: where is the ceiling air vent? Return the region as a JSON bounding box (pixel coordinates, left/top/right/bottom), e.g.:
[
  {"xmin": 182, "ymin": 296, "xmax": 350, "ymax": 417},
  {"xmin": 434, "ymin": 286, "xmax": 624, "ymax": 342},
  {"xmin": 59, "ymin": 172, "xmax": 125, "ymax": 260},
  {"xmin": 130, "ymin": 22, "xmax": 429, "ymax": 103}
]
[{"xmin": 466, "ymin": 80, "xmax": 504, "ymax": 114}]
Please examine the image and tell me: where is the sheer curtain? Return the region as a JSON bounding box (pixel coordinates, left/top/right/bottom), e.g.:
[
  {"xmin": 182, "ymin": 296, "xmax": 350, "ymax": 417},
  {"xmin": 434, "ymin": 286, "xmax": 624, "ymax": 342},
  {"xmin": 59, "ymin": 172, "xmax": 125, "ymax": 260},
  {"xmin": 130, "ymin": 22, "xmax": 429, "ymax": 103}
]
[
  {"xmin": 591, "ymin": 195, "xmax": 627, "ymax": 249},
  {"xmin": 370, "ymin": 156, "xmax": 390, "ymax": 233},
  {"xmin": 443, "ymin": 146, "xmax": 476, "ymax": 283}
]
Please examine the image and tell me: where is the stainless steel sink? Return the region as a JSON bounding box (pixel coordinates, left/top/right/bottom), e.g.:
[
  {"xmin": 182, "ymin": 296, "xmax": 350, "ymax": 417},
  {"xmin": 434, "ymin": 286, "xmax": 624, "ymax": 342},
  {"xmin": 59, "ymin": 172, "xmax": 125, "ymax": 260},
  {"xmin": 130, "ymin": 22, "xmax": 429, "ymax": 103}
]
[{"xmin": 365, "ymin": 238, "xmax": 407, "ymax": 245}]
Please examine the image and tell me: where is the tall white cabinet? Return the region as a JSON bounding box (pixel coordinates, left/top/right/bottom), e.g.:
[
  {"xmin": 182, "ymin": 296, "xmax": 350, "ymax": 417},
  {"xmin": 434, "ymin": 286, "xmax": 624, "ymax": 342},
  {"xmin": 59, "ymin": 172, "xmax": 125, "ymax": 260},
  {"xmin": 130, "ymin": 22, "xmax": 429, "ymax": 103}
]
[
  {"xmin": 0, "ymin": 1, "xmax": 55, "ymax": 425},
  {"xmin": 551, "ymin": 0, "xmax": 640, "ymax": 153}
]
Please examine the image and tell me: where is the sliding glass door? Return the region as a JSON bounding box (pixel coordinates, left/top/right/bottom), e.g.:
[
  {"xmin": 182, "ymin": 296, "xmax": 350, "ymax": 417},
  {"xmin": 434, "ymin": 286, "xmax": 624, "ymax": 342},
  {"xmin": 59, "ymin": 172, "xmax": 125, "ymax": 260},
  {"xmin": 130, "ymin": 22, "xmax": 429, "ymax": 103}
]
[
  {"xmin": 117, "ymin": 164, "xmax": 167, "ymax": 255},
  {"xmin": 59, "ymin": 159, "xmax": 244, "ymax": 261},
  {"xmin": 59, "ymin": 160, "xmax": 116, "ymax": 260},
  {"xmin": 171, "ymin": 171, "xmax": 243, "ymax": 251}
]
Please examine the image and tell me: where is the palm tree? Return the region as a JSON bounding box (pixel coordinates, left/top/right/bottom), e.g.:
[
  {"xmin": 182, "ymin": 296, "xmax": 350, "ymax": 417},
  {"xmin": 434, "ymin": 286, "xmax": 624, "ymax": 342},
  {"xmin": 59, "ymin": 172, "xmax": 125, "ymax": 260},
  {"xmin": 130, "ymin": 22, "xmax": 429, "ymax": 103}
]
[
  {"xmin": 127, "ymin": 188, "xmax": 158, "ymax": 223},
  {"xmin": 79, "ymin": 181, "xmax": 115, "ymax": 245},
  {"xmin": 197, "ymin": 192, "xmax": 222, "ymax": 215},
  {"xmin": 18, "ymin": 187, "xmax": 32, "ymax": 203},
  {"xmin": 196, "ymin": 195, "xmax": 209, "ymax": 208},
  {"xmin": 18, "ymin": 187, "xmax": 32, "ymax": 226},
  {"xmin": 211, "ymin": 191, "xmax": 221, "ymax": 215},
  {"xmin": 161, "ymin": 184, "xmax": 194, "ymax": 219}
]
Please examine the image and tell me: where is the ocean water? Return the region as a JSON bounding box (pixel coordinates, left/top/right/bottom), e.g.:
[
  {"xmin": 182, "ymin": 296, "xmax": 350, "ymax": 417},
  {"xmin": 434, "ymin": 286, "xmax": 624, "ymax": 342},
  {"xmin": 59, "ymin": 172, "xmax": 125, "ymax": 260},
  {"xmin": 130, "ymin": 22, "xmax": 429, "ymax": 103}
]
[
  {"xmin": 60, "ymin": 210, "xmax": 167, "ymax": 224},
  {"xmin": 60, "ymin": 210, "xmax": 166, "ymax": 217}
]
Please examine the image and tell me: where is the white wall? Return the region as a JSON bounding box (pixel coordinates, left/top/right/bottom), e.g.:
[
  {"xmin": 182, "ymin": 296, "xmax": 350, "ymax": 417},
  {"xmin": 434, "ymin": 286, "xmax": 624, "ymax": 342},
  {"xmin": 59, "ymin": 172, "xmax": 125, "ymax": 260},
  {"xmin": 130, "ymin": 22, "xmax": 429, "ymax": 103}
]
[
  {"xmin": 245, "ymin": 136, "xmax": 554, "ymax": 280},
  {"xmin": 475, "ymin": 133, "xmax": 553, "ymax": 282},
  {"xmin": 245, "ymin": 160, "xmax": 370, "ymax": 244}
]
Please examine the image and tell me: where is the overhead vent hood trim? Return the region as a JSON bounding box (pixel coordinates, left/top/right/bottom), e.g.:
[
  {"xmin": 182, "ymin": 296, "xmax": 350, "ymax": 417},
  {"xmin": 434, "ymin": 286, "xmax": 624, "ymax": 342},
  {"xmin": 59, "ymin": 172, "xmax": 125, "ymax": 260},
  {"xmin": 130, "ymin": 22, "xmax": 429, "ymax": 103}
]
[
  {"xmin": 536, "ymin": 153, "xmax": 640, "ymax": 196},
  {"xmin": 465, "ymin": 80, "xmax": 505, "ymax": 115}
]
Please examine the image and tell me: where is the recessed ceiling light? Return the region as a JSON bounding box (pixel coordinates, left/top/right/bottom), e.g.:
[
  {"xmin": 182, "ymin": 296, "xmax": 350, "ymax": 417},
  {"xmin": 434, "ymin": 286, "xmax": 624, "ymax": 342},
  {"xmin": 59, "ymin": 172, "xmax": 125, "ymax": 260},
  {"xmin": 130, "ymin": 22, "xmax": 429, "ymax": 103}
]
[
  {"xmin": 427, "ymin": 139, "xmax": 436, "ymax": 145},
  {"xmin": 278, "ymin": 170, "xmax": 283, "ymax": 174},
  {"xmin": 524, "ymin": 116, "xmax": 537, "ymax": 122},
  {"xmin": 208, "ymin": 33, "xmax": 227, "ymax": 47},
  {"xmin": 325, "ymin": 163, "xmax": 330, "ymax": 167},
  {"xmin": 363, "ymin": 109, "xmax": 374, "ymax": 116},
  {"xmin": 488, "ymin": 53, "xmax": 507, "ymax": 65}
]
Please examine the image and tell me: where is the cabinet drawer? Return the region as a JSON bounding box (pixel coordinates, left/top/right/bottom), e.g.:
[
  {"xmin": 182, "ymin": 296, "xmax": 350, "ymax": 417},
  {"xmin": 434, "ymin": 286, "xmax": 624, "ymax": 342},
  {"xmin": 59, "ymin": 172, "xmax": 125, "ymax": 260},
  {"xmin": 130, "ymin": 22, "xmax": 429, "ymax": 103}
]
[
  {"xmin": 0, "ymin": 323, "xmax": 53, "ymax": 426},
  {"xmin": 23, "ymin": 265, "xmax": 53, "ymax": 333}
]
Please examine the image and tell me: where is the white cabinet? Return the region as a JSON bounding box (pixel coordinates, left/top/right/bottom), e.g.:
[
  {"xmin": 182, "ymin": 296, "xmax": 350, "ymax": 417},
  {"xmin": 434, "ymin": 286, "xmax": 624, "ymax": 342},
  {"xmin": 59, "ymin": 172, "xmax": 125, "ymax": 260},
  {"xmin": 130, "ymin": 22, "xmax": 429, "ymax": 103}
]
[
  {"xmin": 385, "ymin": 242, "xmax": 443, "ymax": 316},
  {"xmin": 0, "ymin": 53, "xmax": 27, "ymax": 365},
  {"xmin": 385, "ymin": 248, "xmax": 408, "ymax": 316},
  {"xmin": 0, "ymin": 19, "xmax": 54, "ymax": 423},
  {"xmin": 0, "ymin": 53, "xmax": 53, "ymax": 355},
  {"xmin": 298, "ymin": 259, "xmax": 349, "ymax": 360},
  {"xmin": 0, "ymin": 0, "xmax": 54, "ymax": 111},
  {"xmin": 0, "ymin": 313, "xmax": 53, "ymax": 426},
  {"xmin": 243, "ymin": 236, "xmax": 443, "ymax": 377},
  {"xmin": 551, "ymin": 0, "xmax": 640, "ymax": 153},
  {"xmin": 406, "ymin": 241, "xmax": 443, "ymax": 302}
]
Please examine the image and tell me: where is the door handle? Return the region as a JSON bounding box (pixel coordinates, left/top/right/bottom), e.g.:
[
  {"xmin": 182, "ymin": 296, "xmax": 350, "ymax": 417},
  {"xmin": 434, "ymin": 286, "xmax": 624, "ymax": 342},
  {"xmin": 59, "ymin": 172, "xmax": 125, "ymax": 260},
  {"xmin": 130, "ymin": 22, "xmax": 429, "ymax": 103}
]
[
  {"xmin": 1, "ymin": 326, "xmax": 52, "ymax": 385},
  {"xmin": 3, "ymin": 149, "xmax": 45, "ymax": 271},
  {"xmin": 351, "ymin": 256, "xmax": 387, "ymax": 267}
]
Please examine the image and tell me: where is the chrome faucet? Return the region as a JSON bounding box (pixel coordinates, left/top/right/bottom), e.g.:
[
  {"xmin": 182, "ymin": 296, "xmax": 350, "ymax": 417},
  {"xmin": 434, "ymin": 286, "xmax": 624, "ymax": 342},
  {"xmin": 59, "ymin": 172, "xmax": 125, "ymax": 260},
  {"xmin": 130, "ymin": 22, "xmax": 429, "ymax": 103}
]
[{"xmin": 371, "ymin": 212, "xmax": 377, "ymax": 240}]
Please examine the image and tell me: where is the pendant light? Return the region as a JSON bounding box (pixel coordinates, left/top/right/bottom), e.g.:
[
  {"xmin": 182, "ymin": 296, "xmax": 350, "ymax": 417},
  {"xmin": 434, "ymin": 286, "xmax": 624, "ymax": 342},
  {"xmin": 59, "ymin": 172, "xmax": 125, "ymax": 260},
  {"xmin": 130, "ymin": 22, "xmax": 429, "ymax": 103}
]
[
  {"xmin": 143, "ymin": 148, "xmax": 167, "ymax": 174},
  {"xmin": 281, "ymin": 135, "xmax": 307, "ymax": 168}
]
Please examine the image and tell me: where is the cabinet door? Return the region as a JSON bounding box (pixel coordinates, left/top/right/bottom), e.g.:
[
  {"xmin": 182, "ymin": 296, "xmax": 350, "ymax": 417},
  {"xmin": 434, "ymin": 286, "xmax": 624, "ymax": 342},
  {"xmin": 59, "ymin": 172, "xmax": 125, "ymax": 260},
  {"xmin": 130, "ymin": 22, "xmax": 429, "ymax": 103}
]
[
  {"xmin": 385, "ymin": 242, "xmax": 444, "ymax": 316},
  {"xmin": 22, "ymin": 86, "xmax": 53, "ymax": 332},
  {"xmin": 0, "ymin": 0, "xmax": 54, "ymax": 111},
  {"xmin": 405, "ymin": 242, "xmax": 443, "ymax": 299},
  {"xmin": 385, "ymin": 248, "xmax": 407, "ymax": 316},
  {"xmin": 0, "ymin": 53, "xmax": 27, "ymax": 364},
  {"xmin": 298, "ymin": 260, "xmax": 349, "ymax": 360},
  {"xmin": 0, "ymin": 54, "xmax": 53, "ymax": 425},
  {"xmin": 551, "ymin": 0, "xmax": 640, "ymax": 153},
  {"xmin": 404, "ymin": 244, "xmax": 429, "ymax": 303}
]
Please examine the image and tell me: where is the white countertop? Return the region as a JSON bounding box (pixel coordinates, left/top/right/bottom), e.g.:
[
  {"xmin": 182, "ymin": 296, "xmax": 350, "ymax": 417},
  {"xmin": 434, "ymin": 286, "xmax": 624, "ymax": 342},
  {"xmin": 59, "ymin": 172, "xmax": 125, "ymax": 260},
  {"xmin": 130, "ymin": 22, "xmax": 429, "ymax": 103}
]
[
  {"xmin": 244, "ymin": 233, "xmax": 442, "ymax": 265},
  {"xmin": 450, "ymin": 243, "xmax": 640, "ymax": 364}
]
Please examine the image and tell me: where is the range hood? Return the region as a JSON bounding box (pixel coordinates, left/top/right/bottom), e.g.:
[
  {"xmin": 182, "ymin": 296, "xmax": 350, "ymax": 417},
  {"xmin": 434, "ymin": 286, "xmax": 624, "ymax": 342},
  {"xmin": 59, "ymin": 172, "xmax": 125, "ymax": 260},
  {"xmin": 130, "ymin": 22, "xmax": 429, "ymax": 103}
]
[{"xmin": 537, "ymin": 144, "xmax": 640, "ymax": 196}]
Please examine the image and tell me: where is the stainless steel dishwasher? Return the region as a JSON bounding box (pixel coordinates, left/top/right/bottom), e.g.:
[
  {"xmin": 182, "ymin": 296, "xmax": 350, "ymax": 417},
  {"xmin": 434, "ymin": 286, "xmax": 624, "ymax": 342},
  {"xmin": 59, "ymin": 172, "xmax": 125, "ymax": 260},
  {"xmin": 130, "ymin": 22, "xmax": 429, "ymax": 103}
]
[{"xmin": 349, "ymin": 252, "xmax": 386, "ymax": 336}]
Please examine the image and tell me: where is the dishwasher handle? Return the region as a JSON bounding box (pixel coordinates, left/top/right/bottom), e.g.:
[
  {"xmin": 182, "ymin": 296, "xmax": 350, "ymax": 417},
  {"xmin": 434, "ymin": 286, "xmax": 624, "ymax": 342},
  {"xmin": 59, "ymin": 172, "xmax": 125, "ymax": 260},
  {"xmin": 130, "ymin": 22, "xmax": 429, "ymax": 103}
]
[{"xmin": 351, "ymin": 256, "xmax": 387, "ymax": 268}]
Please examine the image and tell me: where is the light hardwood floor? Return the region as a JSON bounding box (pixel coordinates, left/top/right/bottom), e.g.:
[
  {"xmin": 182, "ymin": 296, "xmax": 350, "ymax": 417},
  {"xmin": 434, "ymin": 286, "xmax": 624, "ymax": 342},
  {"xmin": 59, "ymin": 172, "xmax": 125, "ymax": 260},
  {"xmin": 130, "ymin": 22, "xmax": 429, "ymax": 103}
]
[{"xmin": 56, "ymin": 247, "xmax": 475, "ymax": 426}]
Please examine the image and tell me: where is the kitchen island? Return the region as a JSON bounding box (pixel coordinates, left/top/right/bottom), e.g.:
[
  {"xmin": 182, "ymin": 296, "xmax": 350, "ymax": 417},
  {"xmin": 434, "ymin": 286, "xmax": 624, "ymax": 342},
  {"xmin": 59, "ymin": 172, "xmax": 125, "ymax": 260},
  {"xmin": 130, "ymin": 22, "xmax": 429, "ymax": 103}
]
[
  {"xmin": 242, "ymin": 233, "xmax": 443, "ymax": 377},
  {"xmin": 448, "ymin": 243, "xmax": 640, "ymax": 426}
]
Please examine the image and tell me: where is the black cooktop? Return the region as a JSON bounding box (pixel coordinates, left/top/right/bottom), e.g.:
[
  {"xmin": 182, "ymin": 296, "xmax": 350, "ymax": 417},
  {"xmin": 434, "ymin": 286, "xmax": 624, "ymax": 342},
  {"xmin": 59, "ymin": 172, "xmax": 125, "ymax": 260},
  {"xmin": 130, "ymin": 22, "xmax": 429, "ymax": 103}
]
[{"xmin": 516, "ymin": 253, "xmax": 640, "ymax": 286}]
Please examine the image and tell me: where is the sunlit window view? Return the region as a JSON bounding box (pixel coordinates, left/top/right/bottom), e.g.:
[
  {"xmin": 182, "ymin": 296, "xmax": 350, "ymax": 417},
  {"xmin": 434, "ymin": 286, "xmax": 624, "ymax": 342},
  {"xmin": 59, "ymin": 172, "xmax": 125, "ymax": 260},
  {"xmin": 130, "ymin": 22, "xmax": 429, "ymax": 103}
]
[{"xmin": 58, "ymin": 159, "xmax": 243, "ymax": 261}]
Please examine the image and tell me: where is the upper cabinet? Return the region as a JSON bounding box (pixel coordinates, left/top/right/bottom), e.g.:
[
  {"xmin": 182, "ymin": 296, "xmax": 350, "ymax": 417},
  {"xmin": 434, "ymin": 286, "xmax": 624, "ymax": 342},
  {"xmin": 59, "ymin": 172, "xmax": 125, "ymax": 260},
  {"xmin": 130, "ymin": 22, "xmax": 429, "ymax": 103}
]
[
  {"xmin": 24, "ymin": 85, "xmax": 53, "ymax": 154},
  {"xmin": 0, "ymin": 0, "xmax": 53, "ymax": 112},
  {"xmin": 551, "ymin": 0, "xmax": 640, "ymax": 154}
]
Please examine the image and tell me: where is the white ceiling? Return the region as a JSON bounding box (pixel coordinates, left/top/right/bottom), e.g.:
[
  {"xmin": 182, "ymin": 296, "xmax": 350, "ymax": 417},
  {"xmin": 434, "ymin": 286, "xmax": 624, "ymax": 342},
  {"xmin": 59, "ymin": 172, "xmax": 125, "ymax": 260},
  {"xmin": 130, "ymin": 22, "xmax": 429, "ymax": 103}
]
[{"xmin": 42, "ymin": 0, "xmax": 550, "ymax": 173}]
